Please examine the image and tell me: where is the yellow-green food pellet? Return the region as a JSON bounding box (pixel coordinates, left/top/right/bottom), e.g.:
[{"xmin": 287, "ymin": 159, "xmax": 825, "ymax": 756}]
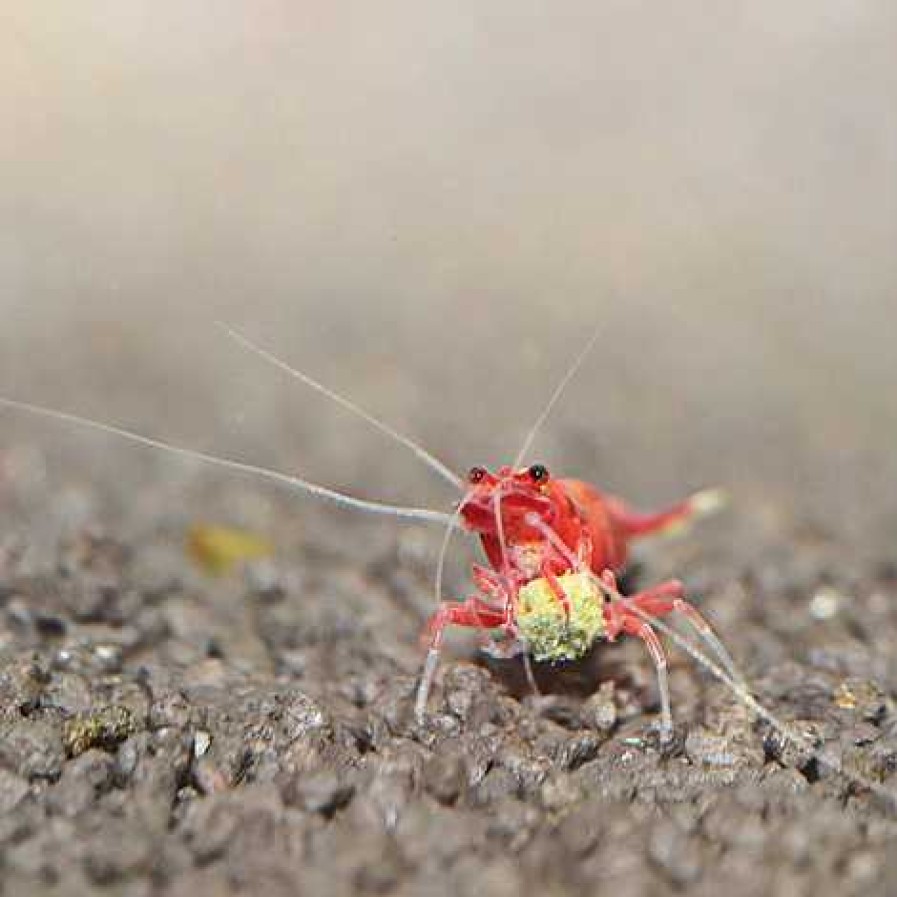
[
  {"xmin": 516, "ymin": 572, "xmax": 606, "ymax": 662},
  {"xmin": 63, "ymin": 706, "xmax": 136, "ymax": 757}
]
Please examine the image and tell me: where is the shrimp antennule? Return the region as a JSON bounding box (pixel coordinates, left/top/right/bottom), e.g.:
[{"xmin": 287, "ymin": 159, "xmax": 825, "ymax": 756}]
[
  {"xmin": 0, "ymin": 397, "xmax": 458, "ymax": 525},
  {"xmin": 217, "ymin": 322, "xmax": 463, "ymax": 490},
  {"xmin": 513, "ymin": 322, "xmax": 602, "ymax": 468}
]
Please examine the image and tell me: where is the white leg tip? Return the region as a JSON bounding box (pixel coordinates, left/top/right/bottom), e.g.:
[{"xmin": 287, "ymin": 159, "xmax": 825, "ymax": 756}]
[{"xmin": 414, "ymin": 649, "xmax": 440, "ymax": 722}]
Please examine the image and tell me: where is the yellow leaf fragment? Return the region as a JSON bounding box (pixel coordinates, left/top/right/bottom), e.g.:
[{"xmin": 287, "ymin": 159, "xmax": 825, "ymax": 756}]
[{"xmin": 187, "ymin": 523, "xmax": 273, "ymax": 576}]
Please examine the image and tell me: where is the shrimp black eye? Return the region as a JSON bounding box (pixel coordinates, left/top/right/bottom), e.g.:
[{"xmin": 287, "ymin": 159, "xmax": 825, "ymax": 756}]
[
  {"xmin": 468, "ymin": 466, "xmax": 487, "ymax": 484},
  {"xmin": 528, "ymin": 463, "xmax": 549, "ymax": 483}
]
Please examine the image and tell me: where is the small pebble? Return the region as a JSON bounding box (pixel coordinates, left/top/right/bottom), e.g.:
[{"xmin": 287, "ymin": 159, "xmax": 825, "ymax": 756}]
[
  {"xmin": 809, "ymin": 586, "xmax": 842, "ymax": 620},
  {"xmin": 193, "ymin": 730, "xmax": 212, "ymax": 759}
]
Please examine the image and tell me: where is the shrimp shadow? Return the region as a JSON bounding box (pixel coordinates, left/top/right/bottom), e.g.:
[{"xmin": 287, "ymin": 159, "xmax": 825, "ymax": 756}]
[{"xmin": 477, "ymin": 642, "xmax": 641, "ymax": 701}]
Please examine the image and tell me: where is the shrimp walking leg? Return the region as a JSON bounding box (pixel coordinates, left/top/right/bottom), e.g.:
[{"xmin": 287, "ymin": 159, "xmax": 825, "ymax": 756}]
[
  {"xmin": 616, "ymin": 578, "xmax": 744, "ymax": 686},
  {"xmin": 618, "ymin": 614, "xmax": 672, "ymax": 740},
  {"xmin": 602, "ymin": 577, "xmax": 672, "ymax": 736},
  {"xmin": 540, "ymin": 561, "xmax": 573, "ymax": 619},
  {"xmin": 602, "ymin": 572, "xmax": 745, "ymax": 736},
  {"xmin": 415, "ymin": 597, "xmax": 509, "ymax": 720}
]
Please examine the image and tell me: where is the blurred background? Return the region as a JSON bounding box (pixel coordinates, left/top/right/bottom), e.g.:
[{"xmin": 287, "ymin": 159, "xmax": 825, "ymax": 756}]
[{"xmin": 1, "ymin": 3, "xmax": 895, "ymax": 559}]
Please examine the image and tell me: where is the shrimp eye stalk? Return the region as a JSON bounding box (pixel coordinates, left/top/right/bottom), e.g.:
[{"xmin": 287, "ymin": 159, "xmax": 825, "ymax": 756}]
[
  {"xmin": 528, "ymin": 463, "xmax": 549, "ymax": 483},
  {"xmin": 468, "ymin": 466, "xmax": 488, "ymax": 485}
]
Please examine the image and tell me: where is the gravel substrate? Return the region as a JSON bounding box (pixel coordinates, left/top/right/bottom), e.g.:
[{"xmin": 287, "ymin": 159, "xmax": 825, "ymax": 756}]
[{"xmin": 2, "ymin": 452, "xmax": 897, "ymax": 897}]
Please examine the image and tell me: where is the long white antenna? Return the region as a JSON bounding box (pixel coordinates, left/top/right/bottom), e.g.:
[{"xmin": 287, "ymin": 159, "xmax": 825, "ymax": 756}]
[
  {"xmin": 513, "ymin": 323, "xmax": 602, "ymax": 469},
  {"xmin": 0, "ymin": 397, "xmax": 458, "ymax": 526},
  {"xmin": 217, "ymin": 322, "xmax": 463, "ymax": 490}
]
